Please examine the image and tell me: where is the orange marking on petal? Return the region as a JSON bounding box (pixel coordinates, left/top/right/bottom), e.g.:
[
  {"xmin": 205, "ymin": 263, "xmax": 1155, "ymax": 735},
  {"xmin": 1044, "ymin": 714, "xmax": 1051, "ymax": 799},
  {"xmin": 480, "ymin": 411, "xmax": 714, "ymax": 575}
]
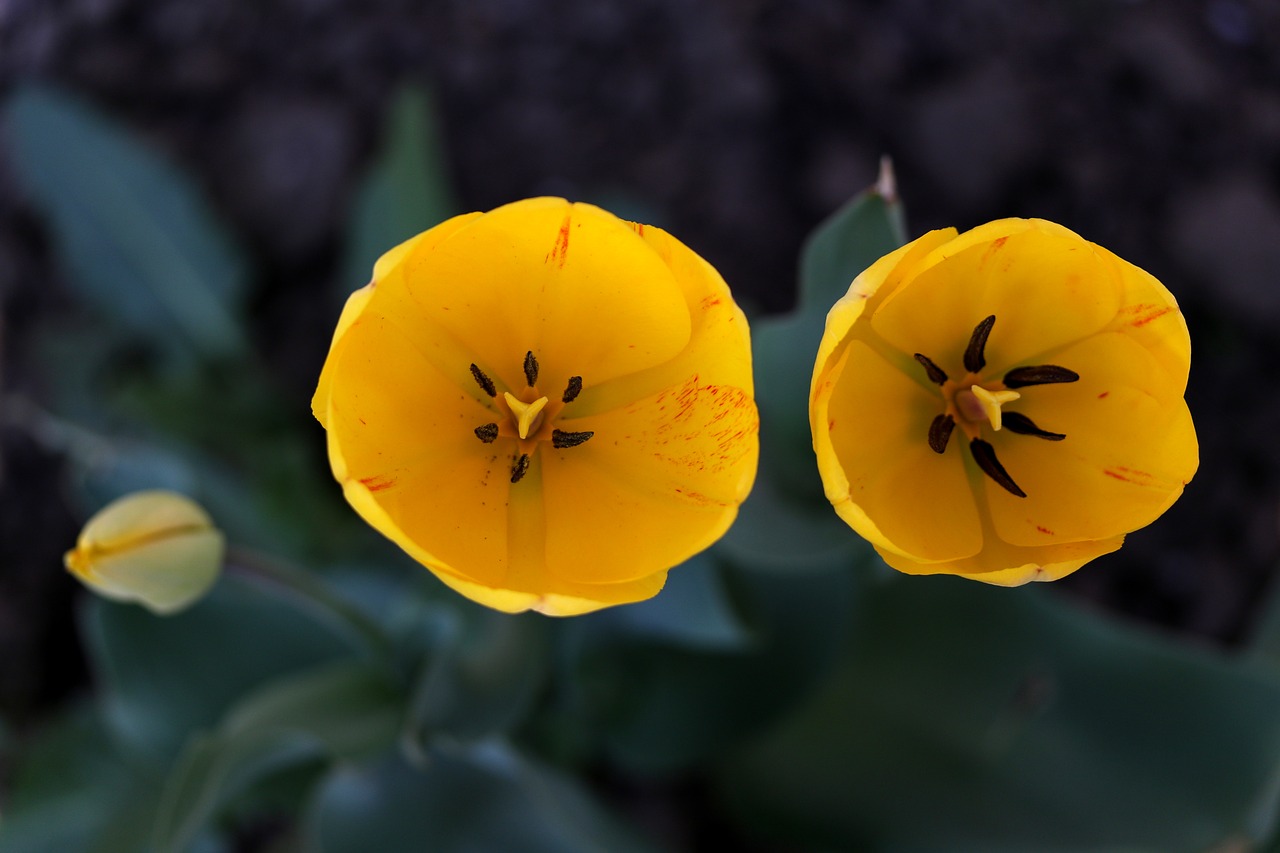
[
  {"xmin": 1097, "ymin": 391, "xmax": 1109, "ymax": 399},
  {"xmin": 1103, "ymin": 469, "xmax": 1130, "ymax": 482},
  {"xmin": 1036, "ymin": 525, "xmax": 1054, "ymax": 535},
  {"xmin": 1121, "ymin": 303, "xmax": 1175, "ymax": 328},
  {"xmin": 546, "ymin": 213, "xmax": 572, "ymax": 268},
  {"xmin": 359, "ymin": 475, "xmax": 397, "ymax": 492},
  {"xmin": 700, "ymin": 295, "xmax": 723, "ymax": 310}
]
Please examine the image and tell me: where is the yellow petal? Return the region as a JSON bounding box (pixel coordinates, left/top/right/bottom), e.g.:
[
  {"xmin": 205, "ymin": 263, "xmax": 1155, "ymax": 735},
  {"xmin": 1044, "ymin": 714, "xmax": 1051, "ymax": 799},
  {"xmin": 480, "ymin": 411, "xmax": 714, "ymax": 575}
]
[
  {"xmin": 876, "ymin": 533, "xmax": 1124, "ymax": 585},
  {"xmin": 810, "ymin": 228, "xmax": 958, "ymax": 404},
  {"xmin": 984, "ymin": 332, "xmax": 1198, "ymax": 547},
  {"xmin": 541, "ymin": 378, "xmax": 754, "ymax": 584},
  {"xmin": 431, "ymin": 566, "xmax": 668, "ymax": 616},
  {"xmin": 568, "ymin": 220, "xmax": 754, "ymax": 416},
  {"xmin": 815, "ymin": 340, "xmax": 982, "ymax": 562},
  {"xmin": 325, "ymin": 314, "xmax": 514, "ymax": 586},
  {"xmin": 1094, "ymin": 242, "xmax": 1191, "ymax": 392},
  {"xmin": 871, "ymin": 222, "xmax": 1125, "ymax": 376},
  {"xmin": 313, "ymin": 213, "xmax": 483, "ymax": 428},
  {"xmin": 394, "ymin": 198, "xmax": 691, "ymax": 396}
]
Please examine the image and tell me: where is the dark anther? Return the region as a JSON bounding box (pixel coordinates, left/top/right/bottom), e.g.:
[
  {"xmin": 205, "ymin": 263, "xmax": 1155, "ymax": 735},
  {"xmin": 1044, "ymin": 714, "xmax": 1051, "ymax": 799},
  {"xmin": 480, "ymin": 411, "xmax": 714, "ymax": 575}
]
[
  {"xmin": 970, "ymin": 439, "xmax": 1027, "ymax": 498},
  {"xmin": 510, "ymin": 453, "xmax": 531, "ymax": 484},
  {"xmin": 928, "ymin": 414, "xmax": 955, "ymax": 454},
  {"xmin": 474, "ymin": 423, "xmax": 499, "ymax": 443},
  {"xmin": 1002, "ymin": 365, "xmax": 1080, "ymax": 388},
  {"xmin": 964, "ymin": 315, "xmax": 996, "ymax": 373},
  {"xmin": 552, "ymin": 429, "xmax": 595, "ymax": 449},
  {"xmin": 914, "ymin": 353, "xmax": 949, "ymax": 385},
  {"xmin": 562, "ymin": 376, "xmax": 583, "ymax": 403},
  {"xmin": 470, "ymin": 364, "xmax": 497, "ymax": 397},
  {"xmin": 1003, "ymin": 412, "xmax": 1065, "ymax": 441},
  {"xmin": 523, "ymin": 351, "xmax": 539, "ymax": 387}
]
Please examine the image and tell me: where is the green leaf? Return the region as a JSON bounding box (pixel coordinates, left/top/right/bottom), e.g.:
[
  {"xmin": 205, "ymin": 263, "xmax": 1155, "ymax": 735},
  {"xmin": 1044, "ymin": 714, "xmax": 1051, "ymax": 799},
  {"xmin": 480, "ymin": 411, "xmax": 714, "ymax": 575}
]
[
  {"xmin": 717, "ymin": 467, "xmax": 866, "ymax": 574},
  {"xmin": 5, "ymin": 85, "xmax": 250, "ymax": 362},
  {"xmin": 719, "ymin": 576, "xmax": 1280, "ymax": 852},
  {"xmin": 152, "ymin": 661, "xmax": 403, "ymax": 853},
  {"xmin": 401, "ymin": 603, "xmax": 550, "ymax": 752},
  {"xmin": 797, "ymin": 159, "xmax": 906, "ymax": 314},
  {"xmin": 82, "ymin": 574, "xmax": 358, "ymax": 763},
  {"xmin": 559, "ymin": 559, "xmax": 857, "ymax": 776},
  {"xmin": 342, "ymin": 86, "xmax": 456, "ymax": 299},
  {"xmin": 0, "ymin": 705, "xmax": 157, "ymax": 853},
  {"xmin": 750, "ymin": 165, "xmax": 906, "ymax": 504},
  {"xmin": 601, "ymin": 553, "xmax": 752, "ymax": 651},
  {"xmin": 303, "ymin": 745, "xmax": 657, "ymax": 853}
]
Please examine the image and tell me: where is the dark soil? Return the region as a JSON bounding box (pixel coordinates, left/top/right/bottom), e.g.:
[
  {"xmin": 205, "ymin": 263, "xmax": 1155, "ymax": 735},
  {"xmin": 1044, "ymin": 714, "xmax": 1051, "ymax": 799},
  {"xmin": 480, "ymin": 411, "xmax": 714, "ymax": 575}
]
[{"xmin": 2, "ymin": 0, "xmax": 1279, "ymax": 723}]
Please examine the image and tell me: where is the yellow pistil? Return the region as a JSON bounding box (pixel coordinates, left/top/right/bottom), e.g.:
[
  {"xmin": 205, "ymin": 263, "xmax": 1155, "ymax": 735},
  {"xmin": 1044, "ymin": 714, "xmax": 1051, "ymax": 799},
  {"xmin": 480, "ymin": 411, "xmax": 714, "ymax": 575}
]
[
  {"xmin": 504, "ymin": 392, "xmax": 549, "ymax": 439},
  {"xmin": 955, "ymin": 385, "xmax": 1021, "ymax": 431}
]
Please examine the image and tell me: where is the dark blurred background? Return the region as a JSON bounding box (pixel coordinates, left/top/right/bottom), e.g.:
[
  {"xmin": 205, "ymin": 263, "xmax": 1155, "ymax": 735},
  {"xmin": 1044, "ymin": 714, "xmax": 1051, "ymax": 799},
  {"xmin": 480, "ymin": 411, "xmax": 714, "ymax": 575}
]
[{"xmin": 1, "ymin": 0, "xmax": 1278, "ymax": 726}]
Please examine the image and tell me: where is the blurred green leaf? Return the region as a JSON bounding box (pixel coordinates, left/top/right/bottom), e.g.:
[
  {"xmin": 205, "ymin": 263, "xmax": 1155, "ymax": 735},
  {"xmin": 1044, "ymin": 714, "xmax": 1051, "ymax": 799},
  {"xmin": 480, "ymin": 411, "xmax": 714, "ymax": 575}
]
[
  {"xmin": 0, "ymin": 705, "xmax": 158, "ymax": 853},
  {"xmin": 752, "ymin": 168, "xmax": 905, "ymax": 504},
  {"xmin": 303, "ymin": 744, "xmax": 657, "ymax": 853},
  {"xmin": 153, "ymin": 661, "xmax": 403, "ymax": 853},
  {"xmin": 82, "ymin": 574, "xmax": 358, "ymax": 763},
  {"xmin": 342, "ymin": 85, "xmax": 456, "ymax": 299},
  {"xmin": 558, "ymin": 559, "xmax": 857, "ymax": 776},
  {"xmin": 719, "ymin": 576, "xmax": 1280, "ymax": 852},
  {"xmin": 797, "ymin": 160, "xmax": 905, "ymax": 312},
  {"xmin": 5, "ymin": 84, "xmax": 250, "ymax": 362},
  {"xmin": 402, "ymin": 602, "xmax": 550, "ymax": 752},
  {"xmin": 603, "ymin": 554, "xmax": 752, "ymax": 651},
  {"xmin": 718, "ymin": 430, "xmax": 865, "ymax": 574},
  {"xmin": 0, "ymin": 705, "xmax": 230, "ymax": 853}
]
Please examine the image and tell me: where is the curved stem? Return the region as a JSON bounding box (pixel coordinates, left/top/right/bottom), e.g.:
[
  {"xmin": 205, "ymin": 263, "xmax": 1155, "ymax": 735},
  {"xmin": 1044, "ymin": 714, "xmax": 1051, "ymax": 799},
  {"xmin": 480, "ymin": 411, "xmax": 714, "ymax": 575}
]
[{"xmin": 225, "ymin": 546, "xmax": 392, "ymax": 661}]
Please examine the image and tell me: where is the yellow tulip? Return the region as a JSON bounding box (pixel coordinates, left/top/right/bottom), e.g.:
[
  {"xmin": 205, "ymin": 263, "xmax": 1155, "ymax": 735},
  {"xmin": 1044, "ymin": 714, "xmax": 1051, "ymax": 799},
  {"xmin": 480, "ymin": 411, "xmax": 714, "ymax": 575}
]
[
  {"xmin": 810, "ymin": 219, "xmax": 1197, "ymax": 584},
  {"xmin": 64, "ymin": 490, "xmax": 224, "ymax": 614},
  {"xmin": 313, "ymin": 198, "xmax": 758, "ymax": 615}
]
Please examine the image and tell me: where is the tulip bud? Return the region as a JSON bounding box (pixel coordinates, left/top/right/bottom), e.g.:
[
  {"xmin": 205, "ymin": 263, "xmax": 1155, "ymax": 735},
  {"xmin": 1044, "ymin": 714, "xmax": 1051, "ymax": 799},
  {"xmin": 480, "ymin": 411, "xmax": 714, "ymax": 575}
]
[{"xmin": 64, "ymin": 490, "xmax": 224, "ymax": 615}]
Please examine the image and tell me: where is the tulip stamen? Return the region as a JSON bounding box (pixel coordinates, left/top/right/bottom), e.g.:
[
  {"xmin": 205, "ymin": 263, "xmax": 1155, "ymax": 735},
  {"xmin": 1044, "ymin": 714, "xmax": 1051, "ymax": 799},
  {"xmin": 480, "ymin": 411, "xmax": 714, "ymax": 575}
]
[
  {"xmin": 964, "ymin": 315, "xmax": 996, "ymax": 373},
  {"xmin": 470, "ymin": 363, "xmax": 497, "ymax": 397},
  {"xmin": 914, "ymin": 353, "xmax": 949, "ymax": 385},
  {"xmin": 1003, "ymin": 412, "xmax": 1066, "ymax": 441},
  {"xmin": 1003, "ymin": 365, "xmax": 1080, "ymax": 388},
  {"xmin": 928, "ymin": 414, "xmax": 955, "ymax": 453},
  {"xmin": 970, "ymin": 439, "xmax": 1026, "ymax": 498},
  {"xmin": 563, "ymin": 376, "xmax": 583, "ymax": 403},
  {"xmin": 474, "ymin": 423, "xmax": 499, "ymax": 443},
  {"xmin": 510, "ymin": 453, "xmax": 531, "ymax": 483},
  {"xmin": 524, "ymin": 350, "xmax": 540, "ymax": 387},
  {"xmin": 552, "ymin": 429, "xmax": 595, "ymax": 449}
]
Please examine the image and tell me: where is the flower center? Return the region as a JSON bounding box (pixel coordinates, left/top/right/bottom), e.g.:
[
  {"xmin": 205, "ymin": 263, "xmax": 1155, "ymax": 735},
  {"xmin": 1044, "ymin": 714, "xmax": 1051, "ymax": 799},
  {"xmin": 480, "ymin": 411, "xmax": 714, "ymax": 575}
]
[
  {"xmin": 913, "ymin": 315, "xmax": 1079, "ymax": 498},
  {"xmin": 469, "ymin": 351, "xmax": 594, "ymax": 483},
  {"xmin": 503, "ymin": 392, "xmax": 549, "ymax": 439},
  {"xmin": 954, "ymin": 385, "xmax": 1021, "ymax": 431}
]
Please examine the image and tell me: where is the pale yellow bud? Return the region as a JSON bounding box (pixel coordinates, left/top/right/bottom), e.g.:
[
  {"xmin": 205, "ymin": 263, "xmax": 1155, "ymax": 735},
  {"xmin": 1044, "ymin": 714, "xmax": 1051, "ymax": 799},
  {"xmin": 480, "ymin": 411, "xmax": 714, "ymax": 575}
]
[{"xmin": 63, "ymin": 490, "xmax": 224, "ymax": 615}]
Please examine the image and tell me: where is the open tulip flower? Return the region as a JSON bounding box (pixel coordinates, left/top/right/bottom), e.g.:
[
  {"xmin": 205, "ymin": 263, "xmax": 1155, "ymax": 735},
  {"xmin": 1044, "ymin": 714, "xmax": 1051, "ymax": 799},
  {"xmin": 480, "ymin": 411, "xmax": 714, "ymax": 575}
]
[
  {"xmin": 314, "ymin": 198, "xmax": 758, "ymax": 615},
  {"xmin": 810, "ymin": 218, "xmax": 1197, "ymax": 584}
]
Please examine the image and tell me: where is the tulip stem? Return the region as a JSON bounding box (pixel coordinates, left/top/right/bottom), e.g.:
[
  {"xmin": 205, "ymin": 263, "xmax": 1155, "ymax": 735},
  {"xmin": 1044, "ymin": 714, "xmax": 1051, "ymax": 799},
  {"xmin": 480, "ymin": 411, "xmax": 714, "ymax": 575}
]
[{"xmin": 225, "ymin": 546, "xmax": 393, "ymax": 661}]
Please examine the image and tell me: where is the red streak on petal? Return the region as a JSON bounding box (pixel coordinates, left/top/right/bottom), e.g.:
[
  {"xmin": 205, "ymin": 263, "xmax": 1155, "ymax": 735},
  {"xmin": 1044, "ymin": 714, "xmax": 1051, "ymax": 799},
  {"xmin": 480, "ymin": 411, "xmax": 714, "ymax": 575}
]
[
  {"xmin": 1103, "ymin": 466, "xmax": 1156, "ymax": 485},
  {"xmin": 1122, "ymin": 303, "xmax": 1175, "ymax": 328},
  {"xmin": 545, "ymin": 213, "xmax": 572, "ymax": 268},
  {"xmin": 1097, "ymin": 392, "xmax": 1109, "ymax": 399},
  {"xmin": 359, "ymin": 475, "xmax": 397, "ymax": 492},
  {"xmin": 1036, "ymin": 525, "xmax": 1054, "ymax": 535},
  {"xmin": 700, "ymin": 295, "xmax": 722, "ymax": 310},
  {"xmin": 991, "ymin": 236, "xmax": 1008, "ymax": 250}
]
